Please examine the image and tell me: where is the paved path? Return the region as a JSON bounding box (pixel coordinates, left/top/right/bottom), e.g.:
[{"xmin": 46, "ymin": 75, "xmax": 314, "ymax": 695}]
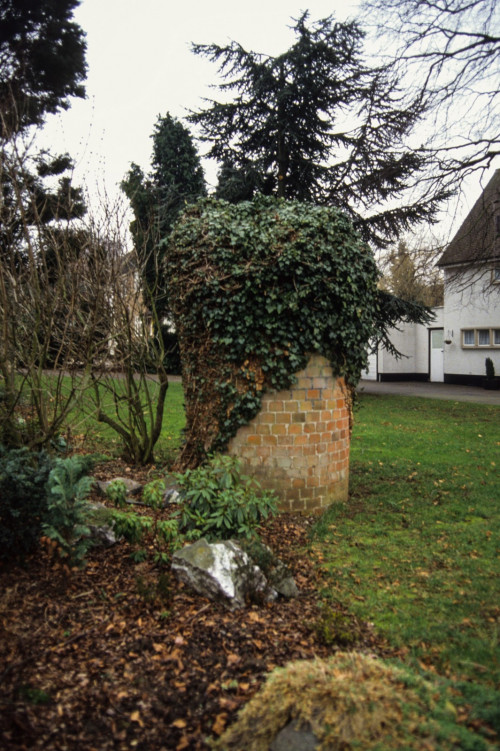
[{"xmin": 357, "ymin": 379, "xmax": 500, "ymax": 406}]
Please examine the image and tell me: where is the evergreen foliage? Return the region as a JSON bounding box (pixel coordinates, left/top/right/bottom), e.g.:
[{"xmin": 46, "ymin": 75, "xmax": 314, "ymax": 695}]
[
  {"xmin": 43, "ymin": 455, "xmax": 95, "ymax": 566},
  {"xmin": 167, "ymin": 196, "xmax": 432, "ymax": 468},
  {"xmin": 0, "ymin": 0, "xmax": 86, "ymax": 137},
  {"xmin": 0, "ymin": 148, "xmax": 86, "ymax": 264},
  {"xmin": 122, "ymin": 113, "xmax": 206, "ymax": 319},
  {"xmin": 0, "ymin": 0, "xmax": 88, "ymax": 305},
  {"xmin": 0, "ymin": 445, "xmax": 54, "ymax": 563},
  {"xmin": 189, "ymin": 12, "xmax": 452, "ymax": 248}
]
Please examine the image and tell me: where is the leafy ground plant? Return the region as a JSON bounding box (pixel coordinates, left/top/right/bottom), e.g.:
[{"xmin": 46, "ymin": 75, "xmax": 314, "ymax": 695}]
[
  {"xmin": 176, "ymin": 453, "xmax": 277, "ymax": 540},
  {"xmin": 110, "ymin": 479, "xmax": 181, "ymax": 566},
  {"xmin": 311, "ymin": 394, "xmax": 500, "ymax": 731},
  {"xmin": 42, "ymin": 455, "xmax": 95, "ymax": 567},
  {"xmin": 105, "ymin": 478, "xmax": 129, "ymax": 508}
]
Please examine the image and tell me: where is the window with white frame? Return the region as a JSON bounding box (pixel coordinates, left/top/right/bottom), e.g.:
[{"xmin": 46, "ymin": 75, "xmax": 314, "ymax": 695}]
[
  {"xmin": 478, "ymin": 329, "xmax": 491, "ymax": 346},
  {"xmin": 462, "ymin": 330, "xmax": 475, "ymax": 346},
  {"xmin": 461, "ymin": 328, "xmax": 500, "ymax": 348},
  {"xmin": 493, "ymin": 267, "xmax": 500, "ymax": 284}
]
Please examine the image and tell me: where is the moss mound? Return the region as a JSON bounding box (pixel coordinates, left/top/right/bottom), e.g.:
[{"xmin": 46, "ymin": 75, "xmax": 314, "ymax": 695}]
[{"xmin": 211, "ymin": 652, "xmax": 494, "ymax": 750}]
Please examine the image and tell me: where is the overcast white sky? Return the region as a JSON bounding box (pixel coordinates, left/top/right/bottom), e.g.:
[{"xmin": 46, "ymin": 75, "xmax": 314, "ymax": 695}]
[{"xmin": 40, "ymin": 0, "xmax": 496, "ymax": 241}]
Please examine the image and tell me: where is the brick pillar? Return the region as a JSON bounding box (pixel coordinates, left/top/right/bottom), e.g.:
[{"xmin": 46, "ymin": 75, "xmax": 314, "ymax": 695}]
[{"xmin": 227, "ymin": 354, "xmax": 350, "ymax": 513}]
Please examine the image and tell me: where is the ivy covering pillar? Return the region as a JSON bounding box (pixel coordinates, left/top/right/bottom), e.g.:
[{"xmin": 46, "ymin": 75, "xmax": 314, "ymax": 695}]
[{"xmin": 166, "ymin": 196, "xmax": 430, "ymax": 506}]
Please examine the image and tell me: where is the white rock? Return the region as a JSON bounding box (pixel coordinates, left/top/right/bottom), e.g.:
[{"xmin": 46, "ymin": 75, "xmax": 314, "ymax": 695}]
[{"xmin": 171, "ymin": 538, "xmax": 275, "ymax": 610}]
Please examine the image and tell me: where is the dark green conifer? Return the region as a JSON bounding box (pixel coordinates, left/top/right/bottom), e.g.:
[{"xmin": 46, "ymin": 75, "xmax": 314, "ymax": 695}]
[
  {"xmin": 189, "ymin": 12, "xmax": 452, "ymax": 247},
  {"xmin": 0, "ymin": 0, "xmax": 87, "ymax": 138},
  {"xmin": 122, "ymin": 113, "xmax": 206, "ymax": 318}
]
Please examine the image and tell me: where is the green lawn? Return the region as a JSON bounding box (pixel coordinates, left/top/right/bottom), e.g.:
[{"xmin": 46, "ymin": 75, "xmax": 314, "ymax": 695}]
[
  {"xmin": 13, "ymin": 373, "xmax": 186, "ymax": 463},
  {"xmin": 72, "ymin": 377, "xmax": 186, "ymax": 462},
  {"xmin": 311, "ymin": 393, "xmax": 500, "ymax": 725}
]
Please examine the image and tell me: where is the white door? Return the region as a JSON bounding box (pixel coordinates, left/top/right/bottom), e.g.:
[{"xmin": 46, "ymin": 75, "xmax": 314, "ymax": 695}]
[{"xmin": 430, "ymin": 329, "xmax": 444, "ymax": 382}]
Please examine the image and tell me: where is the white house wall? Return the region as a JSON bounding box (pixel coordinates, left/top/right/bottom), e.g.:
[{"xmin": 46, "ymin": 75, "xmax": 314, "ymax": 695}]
[
  {"xmin": 418, "ymin": 307, "xmax": 443, "ymax": 371},
  {"xmin": 378, "ymin": 322, "xmax": 417, "ymax": 375},
  {"xmin": 372, "ymin": 307, "xmax": 443, "ymax": 381},
  {"xmin": 367, "ymin": 269, "xmax": 500, "ymax": 384},
  {"xmin": 442, "ymin": 267, "xmax": 500, "ymax": 382}
]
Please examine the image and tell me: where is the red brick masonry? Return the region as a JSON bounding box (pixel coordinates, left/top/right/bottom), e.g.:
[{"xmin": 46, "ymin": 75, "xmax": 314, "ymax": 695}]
[{"xmin": 228, "ymin": 355, "xmax": 350, "ymax": 513}]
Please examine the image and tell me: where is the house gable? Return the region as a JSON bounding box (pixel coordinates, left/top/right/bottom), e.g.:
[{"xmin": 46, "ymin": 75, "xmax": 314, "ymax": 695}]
[
  {"xmin": 368, "ymin": 172, "xmax": 500, "ymax": 385},
  {"xmin": 437, "ymin": 169, "xmax": 500, "ymax": 269}
]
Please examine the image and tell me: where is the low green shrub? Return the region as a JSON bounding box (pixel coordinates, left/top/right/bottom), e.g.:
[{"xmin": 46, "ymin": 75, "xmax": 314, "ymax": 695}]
[
  {"xmin": 110, "ymin": 479, "xmax": 182, "ymax": 566},
  {"xmin": 105, "ymin": 478, "xmax": 129, "ymax": 508},
  {"xmin": 312, "ymin": 605, "xmax": 358, "ymax": 647},
  {"xmin": 485, "ymin": 356, "xmax": 495, "ymax": 379},
  {"xmin": 42, "ymin": 455, "xmax": 96, "ymax": 567},
  {"xmin": 176, "ymin": 454, "xmax": 277, "ymax": 540},
  {"xmin": 109, "ymin": 510, "xmax": 152, "ymax": 545},
  {"xmin": 0, "ymin": 445, "xmax": 55, "ymax": 563},
  {"xmin": 142, "ymin": 478, "xmax": 166, "ymax": 510},
  {"xmin": 153, "ymin": 518, "xmax": 180, "ymax": 565}
]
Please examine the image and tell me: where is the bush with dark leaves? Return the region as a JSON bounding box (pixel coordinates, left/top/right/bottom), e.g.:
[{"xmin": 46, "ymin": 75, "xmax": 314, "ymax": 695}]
[{"xmin": 0, "ymin": 445, "xmax": 55, "ymax": 563}]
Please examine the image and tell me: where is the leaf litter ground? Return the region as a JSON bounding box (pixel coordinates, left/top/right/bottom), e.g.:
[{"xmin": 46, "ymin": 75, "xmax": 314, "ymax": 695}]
[{"xmin": 0, "ymin": 460, "xmax": 387, "ymax": 751}]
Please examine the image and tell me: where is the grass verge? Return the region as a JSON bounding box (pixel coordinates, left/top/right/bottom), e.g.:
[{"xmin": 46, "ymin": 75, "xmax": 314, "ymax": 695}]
[{"xmin": 311, "ymin": 394, "xmax": 500, "ymax": 732}]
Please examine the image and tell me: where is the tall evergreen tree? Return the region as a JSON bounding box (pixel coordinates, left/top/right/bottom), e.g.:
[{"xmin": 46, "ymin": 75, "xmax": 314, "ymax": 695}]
[
  {"xmin": 0, "ymin": 0, "xmax": 87, "ymax": 261},
  {"xmin": 189, "ymin": 12, "xmax": 452, "ymax": 248},
  {"xmin": 0, "ymin": 0, "xmax": 87, "ymax": 138},
  {"xmin": 122, "ymin": 113, "xmax": 206, "ymax": 318},
  {"xmin": 0, "ymin": 149, "xmax": 86, "ymax": 263}
]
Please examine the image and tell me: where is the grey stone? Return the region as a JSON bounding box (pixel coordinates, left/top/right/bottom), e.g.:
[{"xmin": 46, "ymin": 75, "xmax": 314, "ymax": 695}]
[
  {"xmin": 85, "ymin": 502, "xmax": 118, "ymax": 547},
  {"xmin": 254, "ymin": 543, "xmax": 298, "ymax": 599},
  {"xmin": 88, "ymin": 501, "xmax": 107, "ymax": 511},
  {"xmin": 163, "ymin": 484, "xmax": 183, "ymax": 505},
  {"xmin": 87, "ymin": 523, "xmax": 117, "ymax": 547},
  {"xmin": 95, "ymin": 477, "xmax": 143, "ymax": 497},
  {"xmin": 268, "ymin": 559, "xmax": 299, "ymax": 598},
  {"xmin": 171, "ymin": 538, "xmax": 275, "ymax": 610},
  {"xmin": 269, "ymin": 719, "xmax": 318, "ymax": 751}
]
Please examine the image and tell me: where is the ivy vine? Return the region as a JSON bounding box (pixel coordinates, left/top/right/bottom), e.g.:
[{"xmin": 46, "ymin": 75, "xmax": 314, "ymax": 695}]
[{"xmin": 166, "ymin": 195, "xmax": 428, "ymax": 469}]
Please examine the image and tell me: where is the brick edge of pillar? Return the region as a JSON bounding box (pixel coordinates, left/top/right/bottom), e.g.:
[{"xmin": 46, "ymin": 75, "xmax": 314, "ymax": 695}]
[{"xmin": 227, "ymin": 354, "xmax": 350, "ymax": 514}]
